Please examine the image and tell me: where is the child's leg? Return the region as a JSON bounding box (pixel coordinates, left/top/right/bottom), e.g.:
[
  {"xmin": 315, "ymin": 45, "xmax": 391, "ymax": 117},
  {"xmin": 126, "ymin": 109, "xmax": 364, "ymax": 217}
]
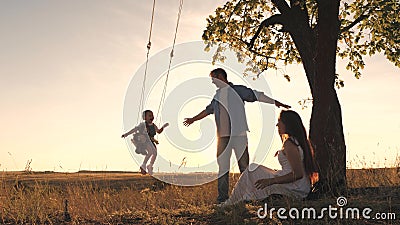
[
  {"xmin": 140, "ymin": 154, "xmax": 149, "ymax": 175},
  {"xmin": 149, "ymin": 145, "xmax": 157, "ymax": 166},
  {"xmin": 141, "ymin": 154, "xmax": 150, "ymax": 169},
  {"xmin": 146, "ymin": 144, "xmax": 157, "ymax": 175},
  {"xmin": 141, "ymin": 144, "xmax": 155, "ymax": 168}
]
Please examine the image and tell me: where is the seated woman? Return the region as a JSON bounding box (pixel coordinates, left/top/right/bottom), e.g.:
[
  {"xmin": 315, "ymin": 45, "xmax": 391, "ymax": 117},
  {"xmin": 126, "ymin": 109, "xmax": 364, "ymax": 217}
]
[{"xmin": 221, "ymin": 110, "xmax": 318, "ymax": 206}]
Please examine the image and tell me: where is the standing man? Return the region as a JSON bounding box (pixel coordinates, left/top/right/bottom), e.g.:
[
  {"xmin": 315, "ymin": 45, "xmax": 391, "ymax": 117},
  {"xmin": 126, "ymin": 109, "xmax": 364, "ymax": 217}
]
[{"xmin": 183, "ymin": 68, "xmax": 290, "ymax": 203}]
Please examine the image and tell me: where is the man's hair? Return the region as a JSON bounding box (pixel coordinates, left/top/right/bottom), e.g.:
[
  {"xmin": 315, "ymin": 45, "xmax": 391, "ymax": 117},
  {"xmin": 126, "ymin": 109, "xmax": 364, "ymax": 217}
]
[{"xmin": 211, "ymin": 68, "xmax": 227, "ymax": 80}]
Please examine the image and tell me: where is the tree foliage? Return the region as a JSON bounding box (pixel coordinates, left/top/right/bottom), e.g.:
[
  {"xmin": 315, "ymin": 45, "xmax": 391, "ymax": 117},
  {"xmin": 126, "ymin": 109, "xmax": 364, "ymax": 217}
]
[{"xmin": 203, "ymin": 0, "xmax": 399, "ymax": 82}]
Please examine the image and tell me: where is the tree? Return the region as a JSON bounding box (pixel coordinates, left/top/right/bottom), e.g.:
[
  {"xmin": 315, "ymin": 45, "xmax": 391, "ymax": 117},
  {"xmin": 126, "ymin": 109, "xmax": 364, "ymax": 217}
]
[{"xmin": 202, "ymin": 0, "xmax": 399, "ymax": 195}]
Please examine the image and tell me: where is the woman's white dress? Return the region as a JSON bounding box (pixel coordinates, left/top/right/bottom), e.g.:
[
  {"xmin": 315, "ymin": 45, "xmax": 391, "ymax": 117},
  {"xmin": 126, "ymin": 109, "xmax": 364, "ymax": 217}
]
[{"xmin": 224, "ymin": 138, "xmax": 311, "ymax": 205}]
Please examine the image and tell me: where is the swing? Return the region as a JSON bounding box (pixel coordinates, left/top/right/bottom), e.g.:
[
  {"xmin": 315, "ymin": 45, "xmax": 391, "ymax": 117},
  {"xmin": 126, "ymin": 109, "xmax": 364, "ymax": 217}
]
[{"xmin": 129, "ymin": 0, "xmax": 184, "ymax": 156}]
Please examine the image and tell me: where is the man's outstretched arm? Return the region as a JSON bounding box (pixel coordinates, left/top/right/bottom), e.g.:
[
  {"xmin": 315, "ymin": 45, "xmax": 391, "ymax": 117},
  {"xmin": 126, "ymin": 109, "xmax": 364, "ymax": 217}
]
[
  {"xmin": 254, "ymin": 91, "xmax": 291, "ymax": 109},
  {"xmin": 236, "ymin": 86, "xmax": 290, "ymax": 109},
  {"xmin": 274, "ymin": 100, "xmax": 291, "ymax": 109},
  {"xmin": 183, "ymin": 110, "xmax": 209, "ymax": 126}
]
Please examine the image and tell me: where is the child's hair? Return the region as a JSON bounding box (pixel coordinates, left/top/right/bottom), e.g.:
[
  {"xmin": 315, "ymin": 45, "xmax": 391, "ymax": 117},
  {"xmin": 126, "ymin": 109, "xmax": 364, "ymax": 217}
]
[{"xmin": 142, "ymin": 110, "xmax": 153, "ymax": 120}]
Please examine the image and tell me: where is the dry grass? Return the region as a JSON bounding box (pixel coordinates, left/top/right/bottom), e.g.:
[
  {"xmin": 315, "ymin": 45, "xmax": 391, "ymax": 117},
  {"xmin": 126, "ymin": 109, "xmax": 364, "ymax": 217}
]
[
  {"xmin": 347, "ymin": 168, "xmax": 400, "ymax": 188},
  {"xmin": 0, "ymin": 169, "xmax": 399, "ymax": 225}
]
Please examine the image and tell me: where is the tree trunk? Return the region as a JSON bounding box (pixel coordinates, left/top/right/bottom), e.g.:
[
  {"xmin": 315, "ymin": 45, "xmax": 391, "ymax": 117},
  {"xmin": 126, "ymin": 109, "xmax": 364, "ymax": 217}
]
[
  {"xmin": 310, "ymin": 90, "xmax": 347, "ymax": 195},
  {"xmin": 308, "ymin": 0, "xmax": 347, "ymax": 195}
]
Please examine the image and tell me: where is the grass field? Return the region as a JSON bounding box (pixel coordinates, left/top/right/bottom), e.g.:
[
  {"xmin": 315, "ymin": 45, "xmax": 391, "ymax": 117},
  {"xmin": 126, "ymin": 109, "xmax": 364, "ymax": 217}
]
[{"xmin": 0, "ymin": 168, "xmax": 399, "ymax": 224}]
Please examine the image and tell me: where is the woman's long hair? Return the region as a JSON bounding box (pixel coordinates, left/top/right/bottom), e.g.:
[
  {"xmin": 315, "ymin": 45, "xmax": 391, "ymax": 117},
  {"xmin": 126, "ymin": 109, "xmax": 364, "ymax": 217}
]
[{"xmin": 280, "ymin": 110, "xmax": 318, "ymax": 183}]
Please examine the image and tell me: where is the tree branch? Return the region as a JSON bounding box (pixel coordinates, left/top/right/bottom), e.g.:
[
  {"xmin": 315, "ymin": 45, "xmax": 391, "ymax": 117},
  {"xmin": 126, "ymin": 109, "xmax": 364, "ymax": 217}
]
[
  {"xmin": 249, "ymin": 48, "xmax": 276, "ymax": 59},
  {"xmin": 340, "ymin": 14, "xmax": 369, "ymax": 33},
  {"xmin": 235, "ymin": 37, "xmax": 287, "ymax": 61},
  {"xmin": 237, "ymin": 38, "xmax": 274, "ymax": 59},
  {"xmin": 225, "ymin": 0, "xmax": 243, "ymax": 26},
  {"xmin": 290, "ymin": 0, "xmax": 303, "ymax": 8},
  {"xmin": 290, "ymin": 0, "xmax": 311, "ymax": 26},
  {"xmin": 248, "ymin": 14, "xmax": 285, "ymax": 49},
  {"xmin": 340, "ymin": 3, "xmax": 374, "ymax": 34},
  {"xmin": 271, "ymin": 0, "xmax": 291, "ymax": 15}
]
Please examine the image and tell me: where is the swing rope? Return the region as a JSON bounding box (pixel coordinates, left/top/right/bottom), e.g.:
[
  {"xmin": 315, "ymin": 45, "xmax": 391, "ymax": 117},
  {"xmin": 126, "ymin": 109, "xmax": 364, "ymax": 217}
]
[
  {"xmin": 137, "ymin": 0, "xmax": 156, "ymax": 123},
  {"xmin": 155, "ymin": 0, "xmax": 184, "ymax": 124}
]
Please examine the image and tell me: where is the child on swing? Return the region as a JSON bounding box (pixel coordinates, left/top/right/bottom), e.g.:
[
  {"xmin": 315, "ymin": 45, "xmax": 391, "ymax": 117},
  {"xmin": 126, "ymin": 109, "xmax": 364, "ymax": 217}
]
[{"xmin": 121, "ymin": 110, "xmax": 169, "ymax": 175}]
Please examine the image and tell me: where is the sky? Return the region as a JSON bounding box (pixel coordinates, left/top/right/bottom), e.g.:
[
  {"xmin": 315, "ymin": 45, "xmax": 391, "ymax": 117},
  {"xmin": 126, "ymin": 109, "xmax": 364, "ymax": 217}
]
[{"xmin": 0, "ymin": 0, "xmax": 399, "ymax": 172}]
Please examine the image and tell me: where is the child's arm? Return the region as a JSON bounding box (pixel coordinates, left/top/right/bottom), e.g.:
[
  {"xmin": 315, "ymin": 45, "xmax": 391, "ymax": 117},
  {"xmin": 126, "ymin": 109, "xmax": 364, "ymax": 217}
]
[
  {"xmin": 121, "ymin": 123, "xmax": 142, "ymax": 138},
  {"xmin": 155, "ymin": 123, "xmax": 169, "ymax": 134}
]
